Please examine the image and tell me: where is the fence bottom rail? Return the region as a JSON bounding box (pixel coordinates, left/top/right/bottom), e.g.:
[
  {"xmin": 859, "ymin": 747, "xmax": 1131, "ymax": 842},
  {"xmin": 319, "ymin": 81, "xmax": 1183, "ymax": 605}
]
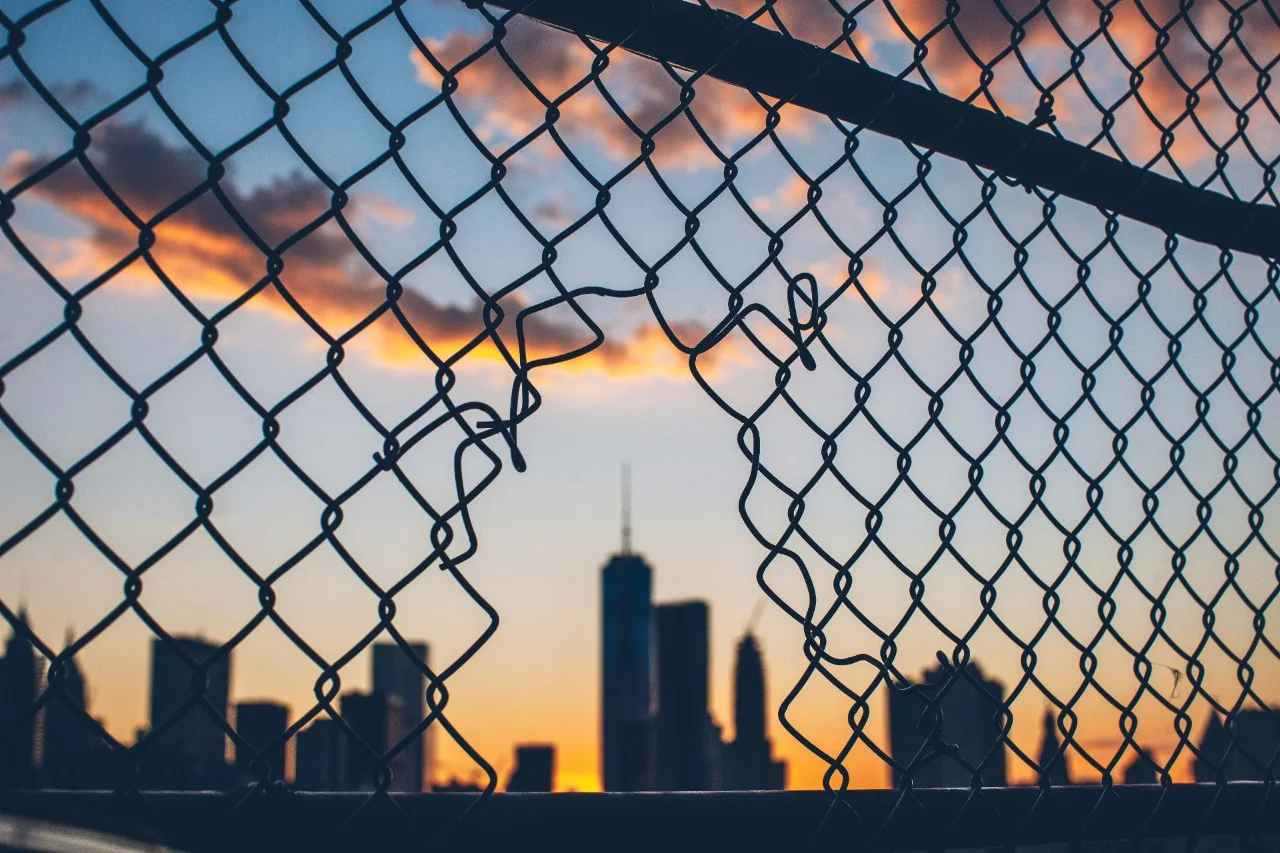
[{"xmin": 0, "ymin": 784, "xmax": 1276, "ymax": 853}]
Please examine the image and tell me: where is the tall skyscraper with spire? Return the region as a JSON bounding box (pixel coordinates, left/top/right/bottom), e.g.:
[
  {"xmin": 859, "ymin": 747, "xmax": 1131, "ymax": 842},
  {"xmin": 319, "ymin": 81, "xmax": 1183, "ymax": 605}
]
[
  {"xmin": 601, "ymin": 465, "xmax": 655, "ymax": 791},
  {"xmin": 724, "ymin": 630, "xmax": 786, "ymax": 790},
  {"xmin": 0, "ymin": 609, "xmax": 42, "ymax": 789}
]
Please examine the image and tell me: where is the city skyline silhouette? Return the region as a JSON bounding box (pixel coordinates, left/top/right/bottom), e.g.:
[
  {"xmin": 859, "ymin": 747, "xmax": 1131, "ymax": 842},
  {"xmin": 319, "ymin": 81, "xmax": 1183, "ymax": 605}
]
[
  {"xmin": 3, "ymin": 480, "xmax": 1275, "ymax": 793},
  {"xmin": 0, "ymin": 0, "xmax": 1276, "ymax": 805}
]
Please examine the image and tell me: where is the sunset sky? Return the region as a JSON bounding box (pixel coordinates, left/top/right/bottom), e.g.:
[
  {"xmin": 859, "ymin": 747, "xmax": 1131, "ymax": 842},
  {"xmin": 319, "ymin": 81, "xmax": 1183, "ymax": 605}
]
[{"xmin": 1, "ymin": 0, "xmax": 1277, "ymax": 792}]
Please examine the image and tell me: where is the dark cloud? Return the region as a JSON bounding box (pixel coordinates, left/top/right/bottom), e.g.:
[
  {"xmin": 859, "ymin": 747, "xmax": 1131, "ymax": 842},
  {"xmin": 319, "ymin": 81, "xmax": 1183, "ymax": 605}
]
[
  {"xmin": 10, "ymin": 118, "xmax": 718, "ymax": 376},
  {"xmin": 0, "ymin": 80, "xmax": 27, "ymax": 109},
  {"xmin": 13, "ymin": 119, "xmax": 349, "ymax": 285},
  {"xmin": 0, "ymin": 78, "xmax": 104, "ymax": 110},
  {"xmin": 531, "ymin": 197, "xmax": 574, "ymax": 229}
]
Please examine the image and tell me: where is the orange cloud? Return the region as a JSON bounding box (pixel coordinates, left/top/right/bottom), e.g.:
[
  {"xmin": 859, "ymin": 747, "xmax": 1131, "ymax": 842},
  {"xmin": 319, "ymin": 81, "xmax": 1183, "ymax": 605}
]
[
  {"xmin": 703, "ymin": 0, "xmax": 1278, "ymax": 176},
  {"xmin": 411, "ymin": 16, "xmax": 813, "ymax": 169},
  {"xmin": 712, "ymin": 0, "xmax": 864, "ymax": 52},
  {"xmin": 354, "ymin": 193, "xmax": 415, "ymax": 229},
  {"xmin": 752, "ymin": 172, "xmax": 813, "ymax": 214},
  {"xmin": 410, "ymin": 5, "xmax": 1273, "ymax": 206},
  {"xmin": 6, "ymin": 120, "xmax": 729, "ymax": 380}
]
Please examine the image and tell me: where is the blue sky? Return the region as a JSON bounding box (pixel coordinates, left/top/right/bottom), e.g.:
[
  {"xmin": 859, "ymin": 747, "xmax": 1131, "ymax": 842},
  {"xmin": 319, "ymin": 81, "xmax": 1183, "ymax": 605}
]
[{"xmin": 1, "ymin": 0, "xmax": 1277, "ymax": 791}]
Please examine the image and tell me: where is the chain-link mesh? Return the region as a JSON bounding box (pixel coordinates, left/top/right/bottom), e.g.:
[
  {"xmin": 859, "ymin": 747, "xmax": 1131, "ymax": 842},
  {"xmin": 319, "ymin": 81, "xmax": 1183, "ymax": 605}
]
[{"xmin": 0, "ymin": 0, "xmax": 1277, "ymax": 845}]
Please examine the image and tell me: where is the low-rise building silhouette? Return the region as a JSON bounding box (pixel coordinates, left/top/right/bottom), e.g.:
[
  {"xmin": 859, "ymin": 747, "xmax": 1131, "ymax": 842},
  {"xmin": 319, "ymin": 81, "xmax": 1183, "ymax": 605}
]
[
  {"xmin": 1194, "ymin": 708, "xmax": 1279, "ymax": 782},
  {"xmin": 506, "ymin": 744, "xmax": 555, "ymax": 792},
  {"xmin": 1122, "ymin": 745, "xmax": 1161, "ymax": 784},
  {"xmin": 1035, "ymin": 709, "xmax": 1071, "ymax": 786},
  {"xmin": 340, "ymin": 690, "xmax": 406, "ymax": 792},
  {"xmin": 888, "ymin": 659, "xmax": 1008, "ymax": 788},
  {"xmin": 235, "ymin": 701, "xmax": 289, "ymax": 783},
  {"xmin": 295, "ymin": 718, "xmax": 346, "ymax": 791}
]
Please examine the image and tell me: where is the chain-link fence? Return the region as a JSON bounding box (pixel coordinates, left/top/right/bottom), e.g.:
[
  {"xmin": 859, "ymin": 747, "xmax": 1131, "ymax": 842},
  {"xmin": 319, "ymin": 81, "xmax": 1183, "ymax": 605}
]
[{"xmin": 0, "ymin": 0, "xmax": 1277, "ymax": 848}]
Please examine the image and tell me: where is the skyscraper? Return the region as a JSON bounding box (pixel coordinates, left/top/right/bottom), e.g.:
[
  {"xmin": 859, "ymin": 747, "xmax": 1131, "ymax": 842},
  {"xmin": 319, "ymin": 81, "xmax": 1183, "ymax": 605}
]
[
  {"xmin": 235, "ymin": 701, "xmax": 289, "ymax": 783},
  {"xmin": 506, "ymin": 744, "xmax": 555, "ymax": 792},
  {"xmin": 724, "ymin": 631, "xmax": 786, "ymax": 790},
  {"xmin": 43, "ymin": 631, "xmax": 110, "ymax": 789},
  {"xmin": 372, "ymin": 641, "xmax": 429, "ymax": 792},
  {"xmin": 1035, "ymin": 708, "xmax": 1071, "ymax": 786},
  {"xmin": 340, "ymin": 690, "xmax": 407, "ymax": 792},
  {"xmin": 887, "ymin": 659, "xmax": 1007, "ymax": 788},
  {"xmin": 295, "ymin": 718, "xmax": 347, "ymax": 791},
  {"xmin": 0, "ymin": 610, "xmax": 42, "ymax": 789},
  {"xmin": 655, "ymin": 600, "xmax": 714, "ymax": 791},
  {"xmin": 601, "ymin": 466, "xmax": 654, "ymax": 792},
  {"xmin": 147, "ymin": 636, "xmax": 231, "ymax": 789}
]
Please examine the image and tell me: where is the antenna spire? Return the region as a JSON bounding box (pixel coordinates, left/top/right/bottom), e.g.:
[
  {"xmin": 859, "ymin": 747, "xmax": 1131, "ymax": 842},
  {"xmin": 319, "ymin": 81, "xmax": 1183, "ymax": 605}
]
[
  {"xmin": 746, "ymin": 599, "xmax": 766, "ymax": 636},
  {"xmin": 17, "ymin": 566, "xmax": 29, "ymax": 619},
  {"xmin": 621, "ymin": 463, "xmax": 632, "ymax": 555}
]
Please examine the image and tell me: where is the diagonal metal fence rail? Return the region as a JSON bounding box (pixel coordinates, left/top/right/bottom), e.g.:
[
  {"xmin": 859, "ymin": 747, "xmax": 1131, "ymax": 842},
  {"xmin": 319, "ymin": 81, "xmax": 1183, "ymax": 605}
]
[{"xmin": 0, "ymin": 0, "xmax": 1277, "ymax": 848}]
